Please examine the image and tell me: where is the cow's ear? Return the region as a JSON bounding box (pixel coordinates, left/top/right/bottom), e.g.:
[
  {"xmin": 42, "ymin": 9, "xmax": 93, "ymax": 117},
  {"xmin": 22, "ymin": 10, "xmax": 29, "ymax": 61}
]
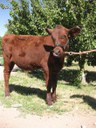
[
  {"xmin": 69, "ymin": 26, "xmax": 81, "ymax": 37},
  {"xmin": 46, "ymin": 28, "xmax": 53, "ymax": 35}
]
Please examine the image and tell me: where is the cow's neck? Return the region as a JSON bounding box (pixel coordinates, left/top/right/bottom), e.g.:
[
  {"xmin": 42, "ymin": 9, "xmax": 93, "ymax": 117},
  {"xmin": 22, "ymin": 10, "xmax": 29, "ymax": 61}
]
[{"xmin": 44, "ymin": 35, "xmax": 55, "ymax": 47}]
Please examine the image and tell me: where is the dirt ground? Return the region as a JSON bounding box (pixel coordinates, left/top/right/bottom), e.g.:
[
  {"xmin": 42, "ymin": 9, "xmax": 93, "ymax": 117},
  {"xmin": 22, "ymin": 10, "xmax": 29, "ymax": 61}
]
[
  {"xmin": 0, "ymin": 104, "xmax": 96, "ymax": 128},
  {"xmin": 0, "ymin": 66, "xmax": 96, "ymax": 128}
]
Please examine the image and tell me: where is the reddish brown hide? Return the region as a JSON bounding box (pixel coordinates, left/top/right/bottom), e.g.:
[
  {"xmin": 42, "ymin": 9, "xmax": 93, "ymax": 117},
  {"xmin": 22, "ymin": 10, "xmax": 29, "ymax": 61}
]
[{"xmin": 2, "ymin": 25, "xmax": 80, "ymax": 105}]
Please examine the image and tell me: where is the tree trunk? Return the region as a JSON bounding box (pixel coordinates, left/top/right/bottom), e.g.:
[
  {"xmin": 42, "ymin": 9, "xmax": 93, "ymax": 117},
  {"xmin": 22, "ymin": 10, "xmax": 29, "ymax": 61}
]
[
  {"xmin": 80, "ymin": 68, "xmax": 87, "ymax": 85},
  {"xmin": 78, "ymin": 55, "xmax": 88, "ymax": 85}
]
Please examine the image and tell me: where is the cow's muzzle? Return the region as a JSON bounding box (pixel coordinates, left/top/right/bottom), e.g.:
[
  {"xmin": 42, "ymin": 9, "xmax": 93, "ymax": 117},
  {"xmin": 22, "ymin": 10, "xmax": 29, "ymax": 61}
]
[{"xmin": 53, "ymin": 46, "xmax": 64, "ymax": 57}]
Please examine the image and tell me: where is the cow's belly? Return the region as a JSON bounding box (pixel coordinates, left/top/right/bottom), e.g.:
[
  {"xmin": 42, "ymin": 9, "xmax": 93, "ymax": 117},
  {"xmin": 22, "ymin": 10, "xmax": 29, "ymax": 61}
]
[{"xmin": 11, "ymin": 51, "xmax": 48, "ymax": 70}]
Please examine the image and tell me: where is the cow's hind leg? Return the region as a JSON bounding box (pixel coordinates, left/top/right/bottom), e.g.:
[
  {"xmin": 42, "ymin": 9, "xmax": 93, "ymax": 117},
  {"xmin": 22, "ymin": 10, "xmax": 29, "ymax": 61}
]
[{"xmin": 4, "ymin": 56, "xmax": 14, "ymax": 96}]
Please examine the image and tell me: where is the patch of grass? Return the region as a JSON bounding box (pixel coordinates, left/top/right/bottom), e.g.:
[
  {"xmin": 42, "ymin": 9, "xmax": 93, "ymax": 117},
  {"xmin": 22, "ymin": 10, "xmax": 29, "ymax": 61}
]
[
  {"xmin": 0, "ymin": 57, "xmax": 4, "ymax": 65},
  {"xmin": 0, "ymin": 69, "xmax": 96, "ymax": 115}
]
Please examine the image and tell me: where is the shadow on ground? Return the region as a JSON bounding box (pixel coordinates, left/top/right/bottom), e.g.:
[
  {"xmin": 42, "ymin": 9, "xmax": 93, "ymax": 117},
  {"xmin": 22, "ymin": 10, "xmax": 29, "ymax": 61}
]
[
  {"xmin": 70, "ymin": 94, "xmax": 96, "ymax": 110},
  {"xmin": 10, "ymin": 84, "xmax": 46, "ymax": 100},
  {"xmin": 9, "ymin": 84, "xmax": 96, "ymax": 110},
  {"xmin": 28, "ymin": 69, "xmax": 96, "ymax": 84}
]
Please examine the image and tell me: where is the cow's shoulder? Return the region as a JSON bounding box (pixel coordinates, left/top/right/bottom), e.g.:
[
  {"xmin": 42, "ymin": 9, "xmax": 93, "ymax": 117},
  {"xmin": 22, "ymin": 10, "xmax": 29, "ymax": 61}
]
[{"xmin": 2, "ymin": 34, "xmax": 16, "ymax": 44}]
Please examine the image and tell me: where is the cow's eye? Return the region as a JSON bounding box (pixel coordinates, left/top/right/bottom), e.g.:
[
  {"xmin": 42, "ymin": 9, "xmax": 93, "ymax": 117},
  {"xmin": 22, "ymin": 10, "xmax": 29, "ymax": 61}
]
[{"xmin": 61, "ymin": 35, "xmax": 66, "ymax": 39}]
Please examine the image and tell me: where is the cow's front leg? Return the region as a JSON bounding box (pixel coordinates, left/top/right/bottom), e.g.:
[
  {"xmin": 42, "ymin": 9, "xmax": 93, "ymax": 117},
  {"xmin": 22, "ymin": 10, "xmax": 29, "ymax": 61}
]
[
  {"xmin": 51, "ymin": 74, "xmax": 58, "ymax": 103},
  {"xmin": 43, "ymin": 69, "xmax": 52, "ymax": 105},
  {"xmin": 45, "ymin": 71, "xmax": 58, "ymax": 105},
  {"xmin": 46, "ymin": 92, "xmax": 52, "ymax": 105},
  {"xmin": 51, "ymin": 86, "xmax": 57, "ymax": 103},
  {"xmin": 46, "ymin": 76, "xmax": 53, "ymax": 105}
]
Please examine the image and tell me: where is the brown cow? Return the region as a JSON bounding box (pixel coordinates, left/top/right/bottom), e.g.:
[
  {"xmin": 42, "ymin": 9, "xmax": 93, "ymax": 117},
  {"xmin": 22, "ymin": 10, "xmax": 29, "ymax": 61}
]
[{"xmin": 2, "ymin": 25, "xmax": 80, "ymax": 105}]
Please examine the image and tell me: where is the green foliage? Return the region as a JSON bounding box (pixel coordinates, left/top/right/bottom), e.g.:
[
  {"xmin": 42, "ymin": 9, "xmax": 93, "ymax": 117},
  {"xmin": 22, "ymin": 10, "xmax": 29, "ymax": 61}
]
[
  {"xmin": 0, "ymin": 37, "xmax": 1, "ymax": 47},
  {"xmin": 7, "ymin": 0, "xmax": 31, "ymax": 34},
  {"xmin": 30, "ymin": 0, "xmax": 62, "ymax": 35},
  {"xmin": 0, "ymin": 57, "xmax": 4, "ymax": 65},
  {"xmin": 6, "ymin": 0, "xmax": 64, "ymax": 35},
  {"xmin": 66, "ymin": 0, "xmax": 96, "ymax": 68},
  {"xmin": 69, "ymin": 70, "xmax": 82, "ymax": 87},
  {"xmin": 0, "ymin": 3, "xmax": 9, "ymax": 9},
  {"xmin": 0, "ymin": 0, "xmax": 96, "ymax": 68},
  {"xmin": 0, "ymin": 37, "xmax": 2, "ymax": 56}
]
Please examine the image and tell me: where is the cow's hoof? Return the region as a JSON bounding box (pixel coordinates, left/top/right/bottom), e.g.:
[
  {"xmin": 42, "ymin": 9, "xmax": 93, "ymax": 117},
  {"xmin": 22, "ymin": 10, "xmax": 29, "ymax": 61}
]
[
  {"xmin": 5, "ymin": 92, "xmax": 10, "ymax": 97},
  {"xmin": 52, "ymin": 97, "xmax": 57, "ymax": 103},
  {"xmin": 46, "ymin": 93, "xmax": 53, "ymax": 105},
  {"xmin": 46, "ymin": 100, "xmax": 53, "ymax": 106},
  {"xmin": 51, "ymin": 94, "xmax": 57, "ymax": 103}
]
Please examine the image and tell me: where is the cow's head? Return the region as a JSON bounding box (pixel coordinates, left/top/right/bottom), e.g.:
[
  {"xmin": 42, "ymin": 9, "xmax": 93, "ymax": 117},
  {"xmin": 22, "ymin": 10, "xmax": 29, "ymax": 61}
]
[{"xmin": 46, "ymin": 25, "xmax": 81, "ymax": 57}]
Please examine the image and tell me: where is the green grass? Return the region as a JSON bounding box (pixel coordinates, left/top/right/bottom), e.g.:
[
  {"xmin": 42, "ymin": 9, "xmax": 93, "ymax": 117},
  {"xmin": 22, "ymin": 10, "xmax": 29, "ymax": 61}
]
[
  {"xmin": 0, "ymin": 57, "xmax": 4, "ymax": 65},
  {"xmin": 0, "ymin": 68, "xmax": 96, "ymax": 115}
]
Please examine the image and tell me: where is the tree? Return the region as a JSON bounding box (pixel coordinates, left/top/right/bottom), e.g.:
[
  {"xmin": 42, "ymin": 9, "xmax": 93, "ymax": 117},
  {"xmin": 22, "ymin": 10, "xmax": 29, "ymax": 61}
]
[
  {"xmin": 30, "ymin": 0, "xmax": 62, "ymax": 35},
  {"xmin": 1, "ymin": 0, "xmax": 96, "ymax": 84},
  {"xmin": 6, "ymin": 0, "xmax": 63, "ymax": 35},
  {"xmin": 64, "ymin": 0, "xmax": 96, "ymax": 84},
  {"xmin": 6, "ymin": 0, "xmax": 31, "ymax": 34},
  {"xmin": 0, "ymin": 36, "xmax": 2, "ymax": 56}
]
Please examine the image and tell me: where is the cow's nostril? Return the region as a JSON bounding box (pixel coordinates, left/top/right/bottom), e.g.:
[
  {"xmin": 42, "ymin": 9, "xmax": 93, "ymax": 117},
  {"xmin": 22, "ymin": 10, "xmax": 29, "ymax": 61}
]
[
  {"xmin": 53, "ymin": 49, "xmax": 61, "ymax": 57},
  {"xmin": 55, "ymin": 50, "xmax": 60, "ymax": 54}
]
